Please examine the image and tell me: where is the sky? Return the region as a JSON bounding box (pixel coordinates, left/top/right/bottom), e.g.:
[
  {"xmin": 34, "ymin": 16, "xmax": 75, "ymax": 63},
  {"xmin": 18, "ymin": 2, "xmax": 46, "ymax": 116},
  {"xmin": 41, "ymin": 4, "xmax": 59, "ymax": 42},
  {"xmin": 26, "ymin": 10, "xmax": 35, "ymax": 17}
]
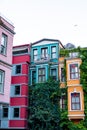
[{"xmin": 0, "ymin": 0, "xmax": 87, "ymax": 47}]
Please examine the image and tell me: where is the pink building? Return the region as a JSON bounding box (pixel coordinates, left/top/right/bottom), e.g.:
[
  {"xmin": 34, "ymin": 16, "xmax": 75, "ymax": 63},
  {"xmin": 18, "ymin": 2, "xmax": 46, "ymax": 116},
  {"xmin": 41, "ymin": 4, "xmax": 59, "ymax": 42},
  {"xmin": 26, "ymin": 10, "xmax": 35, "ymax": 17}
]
[
  {"xmin": 0, "ymin": 14, "xmax": 15, "ymax": 128},
  {"xmin": 9, "ymin": 44, "xmax": 30, "ymax": 129}
]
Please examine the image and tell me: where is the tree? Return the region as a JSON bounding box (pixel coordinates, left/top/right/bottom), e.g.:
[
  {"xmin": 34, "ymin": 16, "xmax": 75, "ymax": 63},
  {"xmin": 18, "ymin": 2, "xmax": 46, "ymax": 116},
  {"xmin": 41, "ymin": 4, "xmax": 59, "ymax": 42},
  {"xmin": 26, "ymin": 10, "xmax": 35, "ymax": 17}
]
[{"xmin": 28, "ymin": 77, "xmax": 61, "ymax": 130}]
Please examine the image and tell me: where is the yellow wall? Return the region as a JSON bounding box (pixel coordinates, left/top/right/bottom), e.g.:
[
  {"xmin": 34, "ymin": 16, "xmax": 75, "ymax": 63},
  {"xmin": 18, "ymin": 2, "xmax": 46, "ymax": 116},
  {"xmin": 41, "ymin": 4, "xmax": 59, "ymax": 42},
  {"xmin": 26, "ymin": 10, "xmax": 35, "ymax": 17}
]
[{"xmin": 59, "ymin": 57, "xmax": 85, "ymax": 120}]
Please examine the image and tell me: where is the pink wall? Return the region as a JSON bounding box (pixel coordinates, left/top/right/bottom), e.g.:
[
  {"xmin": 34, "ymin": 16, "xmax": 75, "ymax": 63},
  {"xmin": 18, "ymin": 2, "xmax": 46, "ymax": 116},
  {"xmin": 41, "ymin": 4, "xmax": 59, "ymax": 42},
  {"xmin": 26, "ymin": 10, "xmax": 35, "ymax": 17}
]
[
  {"xmin": 0, "ymin": 64, "xmax": 11, "ymax": 103},
  {"xmin": 0, "ymin": 16, "xmax": 15, "ymax": 104},
  {"xmin": 0, "ymin": 27, "xmax": 13, "ymax": 64}
]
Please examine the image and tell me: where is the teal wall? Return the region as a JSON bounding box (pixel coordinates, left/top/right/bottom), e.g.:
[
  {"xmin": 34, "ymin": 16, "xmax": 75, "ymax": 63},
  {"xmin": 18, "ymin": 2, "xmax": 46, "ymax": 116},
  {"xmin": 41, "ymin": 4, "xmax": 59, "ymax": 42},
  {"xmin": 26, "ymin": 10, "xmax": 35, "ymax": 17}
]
[{"xmin": 30, "ymin": 41, "xmax": 59, "ymax": 85}]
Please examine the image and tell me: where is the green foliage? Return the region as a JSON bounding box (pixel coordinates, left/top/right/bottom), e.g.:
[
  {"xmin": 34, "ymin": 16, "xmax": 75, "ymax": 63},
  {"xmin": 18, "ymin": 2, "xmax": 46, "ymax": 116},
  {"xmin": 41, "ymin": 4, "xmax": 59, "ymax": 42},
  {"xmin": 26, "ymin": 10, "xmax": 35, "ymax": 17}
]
[
  {"xmin": 59, "ymin": 47, "xmax": 87, "ymax": 130},
  {"xmin": 80, "ymin": 49, "xmax": 87, "ymax": 128},
  {"xmin": 28, "ymin": 78, "xmax": 61, "ymax": 130},
  {"xmin": 60, "ymin": 47, "xmax": 81, "ymax": 57},
  {"xmin": 28, "ymin": 47, "xmax": 87, "ymax": 130}
]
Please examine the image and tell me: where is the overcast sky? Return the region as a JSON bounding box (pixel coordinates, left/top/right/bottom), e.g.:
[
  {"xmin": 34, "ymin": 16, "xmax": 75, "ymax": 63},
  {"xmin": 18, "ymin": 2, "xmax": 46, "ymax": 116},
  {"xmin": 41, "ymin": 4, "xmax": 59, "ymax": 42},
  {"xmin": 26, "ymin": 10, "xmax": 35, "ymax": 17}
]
[{"xmin": 0, "ymin": 0, "xmax": 87, "ymax": 47}]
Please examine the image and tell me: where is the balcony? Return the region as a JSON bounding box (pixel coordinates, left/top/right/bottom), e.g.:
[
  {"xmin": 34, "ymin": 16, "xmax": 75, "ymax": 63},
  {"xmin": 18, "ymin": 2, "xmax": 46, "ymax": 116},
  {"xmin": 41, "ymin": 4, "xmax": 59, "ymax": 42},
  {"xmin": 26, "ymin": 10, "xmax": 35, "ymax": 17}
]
[{"xmin": 33, "ymin": 54, "xmax": 50, "ymax": 63}]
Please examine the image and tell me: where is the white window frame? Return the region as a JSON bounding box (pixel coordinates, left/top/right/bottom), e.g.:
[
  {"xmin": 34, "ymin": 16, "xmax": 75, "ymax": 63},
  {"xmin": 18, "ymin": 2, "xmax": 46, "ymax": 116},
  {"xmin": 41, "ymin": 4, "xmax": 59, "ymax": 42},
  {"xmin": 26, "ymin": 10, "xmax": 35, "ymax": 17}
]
[
  {"xmin": 70, "ymin": 92, "xmax": 82, "ymax": 111},
  {"xmin": 0, "ymin": 70, "xmax": 5, "ymax": 93},
  {"xmin": 0, "ymin": 33, "xmax": 7, "ymax": 55},
  {"xmin": 68, "ymin": 62, "xmax": 80, "ymax": 80}
]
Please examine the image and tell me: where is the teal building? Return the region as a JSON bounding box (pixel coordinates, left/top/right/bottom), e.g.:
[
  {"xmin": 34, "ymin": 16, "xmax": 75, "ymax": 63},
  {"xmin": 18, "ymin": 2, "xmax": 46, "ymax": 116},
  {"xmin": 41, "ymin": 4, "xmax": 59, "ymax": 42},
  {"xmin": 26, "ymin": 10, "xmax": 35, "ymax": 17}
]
[{"xmin": 30, "ymin": 38, "xmax": 64, "ymax": 85}]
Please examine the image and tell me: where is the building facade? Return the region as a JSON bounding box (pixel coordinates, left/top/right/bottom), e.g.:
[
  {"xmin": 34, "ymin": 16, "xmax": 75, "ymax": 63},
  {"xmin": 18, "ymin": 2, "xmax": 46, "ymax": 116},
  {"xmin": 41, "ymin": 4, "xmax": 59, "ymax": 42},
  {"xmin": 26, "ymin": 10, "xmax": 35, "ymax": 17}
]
[
  {"xmin": 9, "ymin": 44, "xmax": 30, "ymax": 129},
  {"xmin": 30, "ymin": 38, "xmax": 64, "ymax": 85},
  {"xmin": 0, "ymin": 15, "xmax": 15, "ymax": 128},
  {"xmin": 59, "ymin": 50, "xmax": 85, "ymax": 123}
]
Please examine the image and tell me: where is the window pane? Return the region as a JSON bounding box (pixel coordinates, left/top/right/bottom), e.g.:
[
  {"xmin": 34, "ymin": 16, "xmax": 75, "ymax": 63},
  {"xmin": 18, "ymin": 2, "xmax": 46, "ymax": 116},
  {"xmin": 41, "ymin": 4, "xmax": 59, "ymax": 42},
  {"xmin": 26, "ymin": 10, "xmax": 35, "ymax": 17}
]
[
  {"xmin": 1, "ymin": 34, "xmax": 7, "ymax": 55},
  {"xmin": 15, "ymin": 85, "xmax": 20, "ymax": 95},
  {"xmin": 14, "ymin": 108, "xmax": 19, "ymax": 118},
  {"xmin": 52, "ymin": 53, "xmax": 56, "ymax": 58},
  {"xmin": 38, "ymin": 69, "xmax": 41, "ymax": 75},
  {"xmin": 42, "ymin": 69, "xmax": 45, "ymax": 74},
  {"xmin": 0, "ymin": 73, "xmax": 2, "ymax": 82},
  {"xmin": 61, "ymin": 68, "xmax": 65, "ymax": 82},
  {"xmin": 76, "ymin": 104, "xmax": 80, "ymax": 110},
  {"xmin": 1, "ymin": 34, "xmax": 7, "ymax": 46},
  {"xmin": 70, "ymin": 64, "xmax": 79, "ymax": 79},
  {"xmin": 0, "ymin": 70, "xmax": 4, "ymax": 93},
  {"xmin": 34, "ymin": 56, "xmax": 37, "ymax": 61},
  {"xmin": 52, "ymin": 47, "xmax": 56, "ymax": 52},
  {"xmin": 16, "ymin": 65, "xmax": 21, "ymax": 74},
  {"xmin": 51, "ymin": 69, "xmax": 56, "ymax": 76},
  {"xmin": 72, "ymin": 104, "xmax": 75, "ymax": 110},
  {"xmin": 72, "ymin": 97, "xmax": 75, "ymax": 102},
  {"xmin": 41, "ymin": 48, "xmax": 48, "ymax": 57},
  {"xmin": 32, "ymin": 71, "xmax": 36, "ymax": 84},
  {"xmin": 71, "ymin": 93, "xmax": 80, "ymax": 110},
  {"xmin": 3, "ymin": 108, "xmax": 8, "ymax": 118},
  {"xmin": 42, "ymin": 76, "xmax": 45, "ymax": 82},
  {"xmin": 38, "ymin": 68, "xmax": 45, "ymax": 83},
  {"xmin": 34, "ymin": 50, "xmax": 37, "ymax": 55}
]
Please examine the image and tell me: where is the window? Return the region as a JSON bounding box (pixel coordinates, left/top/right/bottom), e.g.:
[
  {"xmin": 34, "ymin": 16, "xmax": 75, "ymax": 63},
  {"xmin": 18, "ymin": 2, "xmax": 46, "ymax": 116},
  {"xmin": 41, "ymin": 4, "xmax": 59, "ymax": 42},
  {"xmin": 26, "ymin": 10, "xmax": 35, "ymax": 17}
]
[
  {"xmin": 38, "ymin": 68, "xmax": 45, "ymax": 82},
  {"xmin": 33, "ymin": 49, "xmax": 38, "ymax": 61},
  {"xmin": 13, "ymin": 108, "xmax": 19, "ymax": 118},
  {"xmin": 3, "ymin": 107, "xmax": 8, "ymax": 118},
  {"xmin": 0, "ymin": 33, "xmax": 7, "ymax": 55},
  {"xmin": 69, "ymin": 52, "xmax": 79, "ymax": 58},
  {"xmin": 60, "ymin": 95, "xmax": 66, "ymax": 109},
  {"xmin": 51, "ymin": 68, "xmax": 56, "ymax": 80},
  {"xmin": 14, "ymin": 85, "xmax": 20, "ymax": 95},
  {"xmin": 41, "ymin": 48, "xmax": 48, "ymax": 59},
  {"xmin": 70, "ymin": 64, "xmax": 79, "ymax": 79},
  {"xmin": 15, "ymin": 65, "xmax": 21, "ymax": 74},
  {"xmin": 71, "ymin": 93, "xmax": 80, "ymax": 110},
  {"xmin": 32, "ymin": 71, "xmax": 36, "ymax": 84},
  {"xmin": 51, "ymin": 46, "xmax": 56, "ymax": 58},
  {"xmin": 0, "ymin": 70, "xmax": 5, "ymax": 93},
  {"xmin": 61, "ymin": 68, "xmax": 65, "ymax": 82}
]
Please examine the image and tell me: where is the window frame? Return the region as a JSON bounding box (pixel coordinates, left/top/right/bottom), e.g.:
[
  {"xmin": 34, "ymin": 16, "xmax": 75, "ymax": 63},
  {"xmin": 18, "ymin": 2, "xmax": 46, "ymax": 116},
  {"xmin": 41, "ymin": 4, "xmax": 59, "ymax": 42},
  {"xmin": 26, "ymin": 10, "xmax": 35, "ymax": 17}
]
[
  {"xmin": 0, "ymin": 69, "xmax": 5, "ymax": 93},
  {"xmin": 15, "ymin": 65, "xmax": 21, "ymax": 74},
  {"xmin": 71, "ymin": 92, "xmax": 81, "ymax": 110},
  {"xmin": 32, "ymin": 71, "xmax": 36, "ymax": 84},
  {"xmin": 69, "ymin": 63, "xmax": 79, "ymax": 79},
  {"xmin": 38, "ymin": 68, "xmax": 45, "ymax": 83},
  {"xmin": 0, "ymin": 33, "xmax": 7, "ymax": 55},
  {"xmin": 50, "ymin": 68, "xmax": 57, "ymax": 80},
  {"xmin": 2, "ymin": 107, "xmax": 8, "ymax": 118},
  {"xmin": 60, "ymin": 67, "xmax": 65, "ymax": 82},
  {"xmin": 13, "ymin": 107, "xmax": 20, "ymax": 118},
  {"xmin": 41, "ymin": 47, "xmax": 48, "ymax": 59},
  {"xmin": 60, "ymin": 95, "xmax": 66, "ymax": 109},
  {"xmin": 14, "ymin": 85, "xmax": 20, "ymax": 95},
  {"xmin": 51, "ymin": 46, "xmax": 56, "ymax": 59},
  {"xmin": 33, "ymin": 49, "xmax": 38, "ymax": 61}
]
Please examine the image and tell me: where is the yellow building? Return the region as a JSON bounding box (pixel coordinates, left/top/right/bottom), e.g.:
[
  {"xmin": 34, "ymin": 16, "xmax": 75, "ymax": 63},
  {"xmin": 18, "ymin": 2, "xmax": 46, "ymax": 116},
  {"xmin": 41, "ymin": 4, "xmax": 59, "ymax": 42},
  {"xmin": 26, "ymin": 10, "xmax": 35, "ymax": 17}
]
[{"xmin": 59, "ymin": 51, "xmax": 85, "ymax": 123}]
